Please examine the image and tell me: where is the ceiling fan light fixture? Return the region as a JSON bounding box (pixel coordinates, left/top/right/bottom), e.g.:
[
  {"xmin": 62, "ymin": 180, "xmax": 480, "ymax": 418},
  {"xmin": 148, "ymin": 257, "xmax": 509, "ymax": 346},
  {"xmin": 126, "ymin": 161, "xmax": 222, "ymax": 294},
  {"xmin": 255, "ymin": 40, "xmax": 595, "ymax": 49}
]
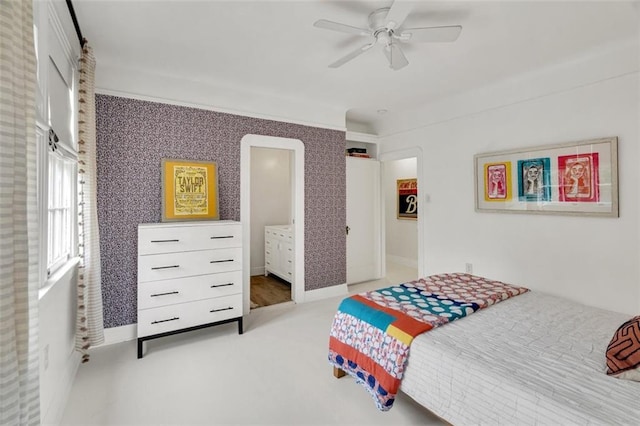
[
  {"xmin": 376, "ymin": 31, "xmax": 391, "ymax": 46},
  {"xmin": 314, "ymin": 0, "xmax": 462, "ymax": 70}
]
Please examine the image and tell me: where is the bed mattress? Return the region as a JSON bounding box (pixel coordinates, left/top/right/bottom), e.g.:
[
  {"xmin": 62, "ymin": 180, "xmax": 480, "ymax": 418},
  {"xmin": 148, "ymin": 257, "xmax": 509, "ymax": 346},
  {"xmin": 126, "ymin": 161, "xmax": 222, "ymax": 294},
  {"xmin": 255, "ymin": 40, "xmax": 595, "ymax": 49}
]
[{"xmin": 400, "ymin": 291, "xmax": 640, "ymax": 425}]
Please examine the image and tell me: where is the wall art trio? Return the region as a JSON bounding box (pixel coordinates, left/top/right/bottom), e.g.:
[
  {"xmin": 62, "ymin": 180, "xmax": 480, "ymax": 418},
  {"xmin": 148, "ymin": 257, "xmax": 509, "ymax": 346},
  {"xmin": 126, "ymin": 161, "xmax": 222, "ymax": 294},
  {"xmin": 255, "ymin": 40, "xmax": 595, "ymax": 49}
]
[{"xmin": 474, "ymin": 137, "xmax": 618, "ymax": 217}]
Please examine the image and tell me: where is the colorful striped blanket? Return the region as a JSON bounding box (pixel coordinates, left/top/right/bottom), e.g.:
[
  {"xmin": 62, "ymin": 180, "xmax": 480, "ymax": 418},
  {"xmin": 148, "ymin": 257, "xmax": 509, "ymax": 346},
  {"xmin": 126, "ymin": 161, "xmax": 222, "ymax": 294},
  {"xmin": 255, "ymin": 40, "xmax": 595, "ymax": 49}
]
[{"xmin": 328, "ymin": 273, "xmax": 529, "ymax": 410}]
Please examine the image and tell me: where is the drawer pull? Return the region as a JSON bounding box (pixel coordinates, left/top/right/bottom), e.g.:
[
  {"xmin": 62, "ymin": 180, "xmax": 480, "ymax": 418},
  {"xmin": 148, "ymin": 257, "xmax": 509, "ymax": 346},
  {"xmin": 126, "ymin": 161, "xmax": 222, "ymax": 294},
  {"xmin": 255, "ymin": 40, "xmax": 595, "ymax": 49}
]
[
  {"xmin": 211, "ymin": 283, "xmax": 234, "ymax": 288},
  {"xmin": 288, "ymin": 272, "xmax": 292, "ymax": 275},
  {"xmin": 288, "ymin": 260, "xmax": 292, "ymax": 263},
  {"xmin": 151, "ymin": 317, "xmax": 179, "ymax": 324},
  {"xmin": 151, "ymin": 265, "xmax": 180, "ymax": 270},
  {"xmin": 210, "ymin": 236, "xmax": 234, "ymax": 239},
  {"xmin": 210, "ymin": 259, "xmax": 234, "ymax": 264},
  {"xmin": 266, "ymin": 251, "xmax": 270, "ymax": 254},
  {"xmin": 150, "ymin": 239, "xmax": 179, "ymax": 243},
  {"xmin": 150, "ymin": 291, "xmax": 179, "ymax": 297},
  {"xmin": 210, "ymin": 307, "xmax": 233, "ymax": 313}
]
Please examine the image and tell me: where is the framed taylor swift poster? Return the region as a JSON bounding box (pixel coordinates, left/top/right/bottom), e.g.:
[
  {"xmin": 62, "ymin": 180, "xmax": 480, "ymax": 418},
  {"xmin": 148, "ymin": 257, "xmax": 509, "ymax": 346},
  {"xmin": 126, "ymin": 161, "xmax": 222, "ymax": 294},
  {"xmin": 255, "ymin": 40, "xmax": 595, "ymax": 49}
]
[
  {"xmin": 474, "ymin": 137, "xmax": 618, "ymax": 217},
  {"xmin": 161, "ymin": 159, "xmax": 219, "ymax": 221}
]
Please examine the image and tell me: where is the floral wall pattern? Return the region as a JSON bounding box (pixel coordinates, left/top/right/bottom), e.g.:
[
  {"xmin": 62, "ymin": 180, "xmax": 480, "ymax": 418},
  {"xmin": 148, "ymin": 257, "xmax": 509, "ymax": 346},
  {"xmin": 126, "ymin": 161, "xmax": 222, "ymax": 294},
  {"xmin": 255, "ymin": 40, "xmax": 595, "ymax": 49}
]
[{"xmin": 96, "ymin": 95, "xmax": 346, "ymax": 328}]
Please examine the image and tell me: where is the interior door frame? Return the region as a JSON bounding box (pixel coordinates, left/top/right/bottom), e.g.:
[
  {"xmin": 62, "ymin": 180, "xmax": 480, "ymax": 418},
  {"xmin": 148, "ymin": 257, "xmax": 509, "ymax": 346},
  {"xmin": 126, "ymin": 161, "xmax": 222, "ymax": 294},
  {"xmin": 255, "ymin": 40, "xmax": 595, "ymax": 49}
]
[
  {"xmin": 240, "ymin": 134, "xmax": 305, "ymax": 313},
  {"xmin": 379, "ymin": 146, "xmax": 425, "ymax": 279}
]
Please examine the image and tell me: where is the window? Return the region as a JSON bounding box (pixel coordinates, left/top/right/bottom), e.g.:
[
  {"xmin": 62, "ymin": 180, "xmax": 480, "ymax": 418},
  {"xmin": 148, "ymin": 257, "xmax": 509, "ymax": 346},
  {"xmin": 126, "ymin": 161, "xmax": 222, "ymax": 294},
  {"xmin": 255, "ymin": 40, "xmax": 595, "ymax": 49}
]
[
  {"xmin": 47, "ymin": 149, "xmax": 76, "ymax": 277},
  {"xmin": 36, "ymin": 4, "xmax": 79, "ymax": 282},
  {"xmin": 44, "ymin": 59, "xmax": 77, "ymax": 278}
]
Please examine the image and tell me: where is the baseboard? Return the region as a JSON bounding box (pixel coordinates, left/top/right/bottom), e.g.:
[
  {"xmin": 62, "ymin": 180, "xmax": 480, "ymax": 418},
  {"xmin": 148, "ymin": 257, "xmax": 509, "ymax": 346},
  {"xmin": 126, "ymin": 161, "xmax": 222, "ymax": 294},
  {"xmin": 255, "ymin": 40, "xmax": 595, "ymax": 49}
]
[
  {"xmin": 303, "ymin": 283, "xmax": 348, "ymax": 303},
  {"xmin": 250, "ymin": 266, "xmax": 265, "ymax": 276},
  {"xmin": 41, "ymin": 350, "xmax": 81, "ymax": 426},
  {"xmin": 387, "ymin": 254, "xmax": 418, "ymax": 269},
  {"xmin": 94, "ymin": 324, "xmax": 137, "ymax": 347}
]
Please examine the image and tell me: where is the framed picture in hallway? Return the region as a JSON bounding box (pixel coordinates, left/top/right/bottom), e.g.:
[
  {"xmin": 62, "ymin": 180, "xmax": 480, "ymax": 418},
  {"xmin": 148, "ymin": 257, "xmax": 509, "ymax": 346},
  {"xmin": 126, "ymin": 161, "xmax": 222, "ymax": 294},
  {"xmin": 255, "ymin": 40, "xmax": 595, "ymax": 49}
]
[
  {"xmin": 397, "ymin": 178, "xmax": 418, "ymax": 220},
  {"xmin": 161, "ymin": 159, "xmax": 219, "ymax": 221},
  {"xmin": 474, "ymin": 137, "xmax": 618, "ymax": 217}
]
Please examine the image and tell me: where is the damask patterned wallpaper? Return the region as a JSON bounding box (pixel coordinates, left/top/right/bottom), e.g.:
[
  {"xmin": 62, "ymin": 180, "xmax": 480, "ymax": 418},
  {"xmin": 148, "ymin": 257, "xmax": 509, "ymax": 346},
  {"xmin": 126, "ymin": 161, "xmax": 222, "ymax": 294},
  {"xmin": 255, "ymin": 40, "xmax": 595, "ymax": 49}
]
[{"xmin": 96, "ymin": 94, "xmax": 346, "ymax": 328}]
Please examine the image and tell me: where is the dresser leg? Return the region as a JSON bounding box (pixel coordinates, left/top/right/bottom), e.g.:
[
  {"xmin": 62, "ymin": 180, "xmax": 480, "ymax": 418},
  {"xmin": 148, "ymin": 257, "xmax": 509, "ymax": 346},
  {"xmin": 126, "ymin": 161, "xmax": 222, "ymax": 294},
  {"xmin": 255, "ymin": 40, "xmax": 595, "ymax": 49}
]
[
  {"xmin": 238, "ymin": 317, "xmax": 244, "ymax": 335},
  {"xmin": 137, "ymin": 338, "xmax": 143, "ymax": 359}
]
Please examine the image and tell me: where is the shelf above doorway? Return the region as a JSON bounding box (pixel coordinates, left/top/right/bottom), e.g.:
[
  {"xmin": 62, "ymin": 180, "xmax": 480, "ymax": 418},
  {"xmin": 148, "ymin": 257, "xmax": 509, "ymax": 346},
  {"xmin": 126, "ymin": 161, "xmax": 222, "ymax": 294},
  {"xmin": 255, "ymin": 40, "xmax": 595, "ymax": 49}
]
[{"xmin": 346, "ymin": 131, "xmax": 379, "ymax": 160}]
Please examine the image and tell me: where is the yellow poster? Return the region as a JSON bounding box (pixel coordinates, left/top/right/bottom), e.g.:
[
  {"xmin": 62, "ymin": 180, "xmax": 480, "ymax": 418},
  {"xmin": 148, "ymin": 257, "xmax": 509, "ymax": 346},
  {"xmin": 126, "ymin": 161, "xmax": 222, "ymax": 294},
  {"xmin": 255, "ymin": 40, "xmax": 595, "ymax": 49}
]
[
  {"xmin": 162, "ymin": 159, "xmax": 219, "ymax": 221},
  {"xmin": 174, "ymin": 165, "xmax": 208, "ymax": 215}
]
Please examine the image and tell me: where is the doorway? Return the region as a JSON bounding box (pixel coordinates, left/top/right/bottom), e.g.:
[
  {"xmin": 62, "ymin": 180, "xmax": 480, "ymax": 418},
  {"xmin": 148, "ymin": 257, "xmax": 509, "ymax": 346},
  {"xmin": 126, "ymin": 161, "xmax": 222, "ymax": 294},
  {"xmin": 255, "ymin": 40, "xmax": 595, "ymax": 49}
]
[
  {"xmin": 379, "ymin": 148, "xmax": 424, "ymax": 280},
  {"xmin": 382, "ymin": 157, "xmax": 419, "ymax": 282},
  {"xmin": 240, "ymin": 135, "xmax": 305, "ymax": 314},
  {"xmin": 249, "ymin": 147, "xmax": 292, "ymax": 308}
]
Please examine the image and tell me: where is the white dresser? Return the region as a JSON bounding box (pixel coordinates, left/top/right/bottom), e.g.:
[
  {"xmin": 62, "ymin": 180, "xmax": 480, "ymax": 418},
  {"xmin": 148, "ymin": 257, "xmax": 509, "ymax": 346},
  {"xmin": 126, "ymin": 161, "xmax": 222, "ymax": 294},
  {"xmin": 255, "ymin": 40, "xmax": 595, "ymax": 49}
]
[
  {"xmin": 137, "ymin": 221, "xmax": 243, "ymax": 358},
  {"xmin": 264, "ymin": 225, "xmax": 294, "ymax": 283}
]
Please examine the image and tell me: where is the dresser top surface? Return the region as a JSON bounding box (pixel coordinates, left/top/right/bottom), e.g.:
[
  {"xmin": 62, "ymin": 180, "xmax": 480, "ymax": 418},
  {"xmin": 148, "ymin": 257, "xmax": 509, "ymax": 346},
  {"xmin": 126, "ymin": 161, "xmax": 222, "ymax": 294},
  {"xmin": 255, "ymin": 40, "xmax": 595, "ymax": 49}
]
[
  {"xmin": 265, "ymin": 224, "xmax": 292, "ymax": 231},
  {"xmin": 139, "ymin": 220, "xmax": 240, "ymax": 229}
]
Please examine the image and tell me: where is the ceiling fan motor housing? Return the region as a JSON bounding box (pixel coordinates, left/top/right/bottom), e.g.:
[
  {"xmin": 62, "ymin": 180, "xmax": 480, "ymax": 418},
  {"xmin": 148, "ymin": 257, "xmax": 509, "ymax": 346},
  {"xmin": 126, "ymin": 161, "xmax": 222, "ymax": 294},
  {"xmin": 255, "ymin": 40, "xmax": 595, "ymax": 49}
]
[{"xmin": 370, "ymin": 8, "xmax": 395, "ymax": 46}]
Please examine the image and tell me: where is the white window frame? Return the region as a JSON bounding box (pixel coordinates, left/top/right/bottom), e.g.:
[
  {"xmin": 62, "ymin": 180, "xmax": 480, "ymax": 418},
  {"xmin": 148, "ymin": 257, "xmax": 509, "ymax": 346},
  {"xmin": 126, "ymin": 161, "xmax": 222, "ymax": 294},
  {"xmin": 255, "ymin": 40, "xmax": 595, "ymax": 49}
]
[
  {"xmin": 46, "ymin": 147, "xmax": 77, "ymax": 277},
  {"xmin": 35, "ymin": 0, "xmax": 81, "ymax": 288}
]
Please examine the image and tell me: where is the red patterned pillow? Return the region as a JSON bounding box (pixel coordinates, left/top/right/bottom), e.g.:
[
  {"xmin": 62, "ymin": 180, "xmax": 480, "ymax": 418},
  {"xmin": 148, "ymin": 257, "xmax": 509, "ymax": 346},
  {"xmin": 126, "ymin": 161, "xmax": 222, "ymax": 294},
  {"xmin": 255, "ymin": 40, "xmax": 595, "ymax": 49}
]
[{"xmin": 606, "ymin": 315, "xmax": 640, "ymax": 381}]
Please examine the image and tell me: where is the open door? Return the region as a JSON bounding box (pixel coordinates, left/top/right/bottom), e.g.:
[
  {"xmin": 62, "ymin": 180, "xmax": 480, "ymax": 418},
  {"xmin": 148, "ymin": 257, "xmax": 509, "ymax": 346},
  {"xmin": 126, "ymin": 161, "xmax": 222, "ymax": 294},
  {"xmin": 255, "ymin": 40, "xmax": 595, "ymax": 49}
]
[{"xmin": 346, "ymin": 156, "xmax": 381, "ymax": 283}]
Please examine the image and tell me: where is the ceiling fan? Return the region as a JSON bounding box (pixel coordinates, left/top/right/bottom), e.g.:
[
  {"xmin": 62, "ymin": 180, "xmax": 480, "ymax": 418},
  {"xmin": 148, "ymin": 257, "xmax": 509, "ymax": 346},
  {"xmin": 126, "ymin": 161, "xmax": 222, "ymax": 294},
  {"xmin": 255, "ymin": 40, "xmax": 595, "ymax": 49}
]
[{"xmin": 314, "ymin": 0, "xmax": 462, "ymax": 70}]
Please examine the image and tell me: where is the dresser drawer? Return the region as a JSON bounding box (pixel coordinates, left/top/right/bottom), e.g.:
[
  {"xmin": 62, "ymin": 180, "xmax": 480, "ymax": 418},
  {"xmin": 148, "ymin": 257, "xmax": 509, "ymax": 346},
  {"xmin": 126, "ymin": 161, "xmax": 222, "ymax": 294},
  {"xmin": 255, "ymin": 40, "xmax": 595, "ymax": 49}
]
[
  {"xmin": 283, "ymin": 242, "xmax": 293, "ymax": 259},
  {"xmin": 138, "ymin": 270, "xmax": 242, "ymax": 309},
  {"xmin": 284, "ymin": 257, "xmax": 294, "ymax": 273},
  {"xmin": 139, "ymin": 223, "xmax": 241, "ymax": 255},
  {"xmin": 137, "ymin": 294, "xmax": 243, "ymax": 337},
  {"xmin": 138, "ymin": 247, "xmax": 242, "ymax": 283}
]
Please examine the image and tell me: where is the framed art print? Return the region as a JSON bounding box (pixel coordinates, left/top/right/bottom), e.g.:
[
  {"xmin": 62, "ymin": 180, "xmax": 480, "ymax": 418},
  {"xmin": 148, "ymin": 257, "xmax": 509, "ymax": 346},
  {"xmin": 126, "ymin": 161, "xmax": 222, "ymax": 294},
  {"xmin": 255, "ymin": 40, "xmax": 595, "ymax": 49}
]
[
  {"xmin": 161, "ymin": 159, "xmax": 219, "ymax": 221},
  {"xmin": 397, "ymin": 178, "xmax": 418, "ymax": 220},
  {"xmin": 474, "ymin": 137, "xmax": 618, "ymax": 217},
  {"xmin": 517, "ymin": 157, "xmax": 551, "ymax": 202},
  {"xmin": 484, "ymin": 162, "xmax": 512, "ymax": 201}
]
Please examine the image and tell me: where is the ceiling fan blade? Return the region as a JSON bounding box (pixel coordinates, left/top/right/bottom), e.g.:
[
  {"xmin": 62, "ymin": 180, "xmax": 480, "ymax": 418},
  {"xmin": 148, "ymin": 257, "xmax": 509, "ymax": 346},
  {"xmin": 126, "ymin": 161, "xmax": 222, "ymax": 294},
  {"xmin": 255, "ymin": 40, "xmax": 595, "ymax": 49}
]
[
  {"xmin": 329, "ymin": 43, "xmax": 375, "ymax": 68},
  {"xmin": 383, "ymin": 43, "xmax": 409, "ymax": 70},
  {"xmin": 314, "ymin": 19, "xmax": 370, "ymax": 36},
  {"xmin": 384, "ymin": 0, "xmax": 412, "ymax": 30},
  {"xmin": 400, "ymin": 25, "xmax": 462, "ymax": 42}
]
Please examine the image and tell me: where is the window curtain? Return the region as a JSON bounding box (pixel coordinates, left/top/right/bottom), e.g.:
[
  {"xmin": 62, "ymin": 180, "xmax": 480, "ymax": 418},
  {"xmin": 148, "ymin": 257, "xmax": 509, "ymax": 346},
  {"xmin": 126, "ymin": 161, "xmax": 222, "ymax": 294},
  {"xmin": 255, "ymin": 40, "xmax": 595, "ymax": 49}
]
[
  {"xmin": 0, "ymin": 0, "xmax": 41, "ymax": 424},
  {"xmin": 76, "ymin": 41, "xmax": 104, "ymax": 361}
]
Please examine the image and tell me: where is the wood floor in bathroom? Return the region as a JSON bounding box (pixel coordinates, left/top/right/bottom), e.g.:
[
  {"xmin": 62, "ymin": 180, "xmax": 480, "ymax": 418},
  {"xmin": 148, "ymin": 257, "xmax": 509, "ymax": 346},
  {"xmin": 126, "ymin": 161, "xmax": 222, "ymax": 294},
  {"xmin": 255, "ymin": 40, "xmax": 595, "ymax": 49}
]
[{"xmin": 250, "ymin": 274, "xmax": 291, "ymax": 308}]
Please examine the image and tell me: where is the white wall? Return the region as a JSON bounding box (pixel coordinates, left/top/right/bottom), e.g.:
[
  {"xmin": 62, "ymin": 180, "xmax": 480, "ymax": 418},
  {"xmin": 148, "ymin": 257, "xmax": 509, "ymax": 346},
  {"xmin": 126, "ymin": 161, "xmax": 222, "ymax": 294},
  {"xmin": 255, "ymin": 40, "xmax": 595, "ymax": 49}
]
[
  {"xmin": 39, "ymin": 261, "xmax": 81, "ymax": 425},
  {"xmin": 384, "ymin": 158, "xmax": 418, "ymax": 268},
  {"xmin": 378, "ymin": 40, "xmax": 640, "ymax": 315},
  {"xmin": 250, "ymin": 147, "xmax": 292, "ymax": 275}
]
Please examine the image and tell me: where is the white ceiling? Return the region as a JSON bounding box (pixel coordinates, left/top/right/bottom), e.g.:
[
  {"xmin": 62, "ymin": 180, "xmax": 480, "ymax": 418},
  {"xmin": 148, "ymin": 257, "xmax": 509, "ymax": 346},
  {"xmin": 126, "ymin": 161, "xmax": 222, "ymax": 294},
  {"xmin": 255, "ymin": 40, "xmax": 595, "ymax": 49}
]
[{"xmin": 73, "ymin": 0, "xmax": 639, "ymax": 132}]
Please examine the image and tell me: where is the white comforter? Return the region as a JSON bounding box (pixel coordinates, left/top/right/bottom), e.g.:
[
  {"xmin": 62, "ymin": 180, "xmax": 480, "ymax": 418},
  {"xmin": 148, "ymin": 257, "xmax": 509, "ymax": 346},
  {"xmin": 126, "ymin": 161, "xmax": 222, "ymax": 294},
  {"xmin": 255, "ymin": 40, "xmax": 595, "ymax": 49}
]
[{"xmin": 400, "ymin": 291, "xmax": 640, "ymax": 425}]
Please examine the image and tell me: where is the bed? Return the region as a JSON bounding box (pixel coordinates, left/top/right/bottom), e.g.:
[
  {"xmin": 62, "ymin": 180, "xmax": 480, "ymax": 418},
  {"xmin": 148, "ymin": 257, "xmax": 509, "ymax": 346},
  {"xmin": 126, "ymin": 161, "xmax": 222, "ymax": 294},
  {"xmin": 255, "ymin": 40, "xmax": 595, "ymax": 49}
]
[{"xmin": 330, "ymin": 274, "xmax": 640, "ymax": 425}]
